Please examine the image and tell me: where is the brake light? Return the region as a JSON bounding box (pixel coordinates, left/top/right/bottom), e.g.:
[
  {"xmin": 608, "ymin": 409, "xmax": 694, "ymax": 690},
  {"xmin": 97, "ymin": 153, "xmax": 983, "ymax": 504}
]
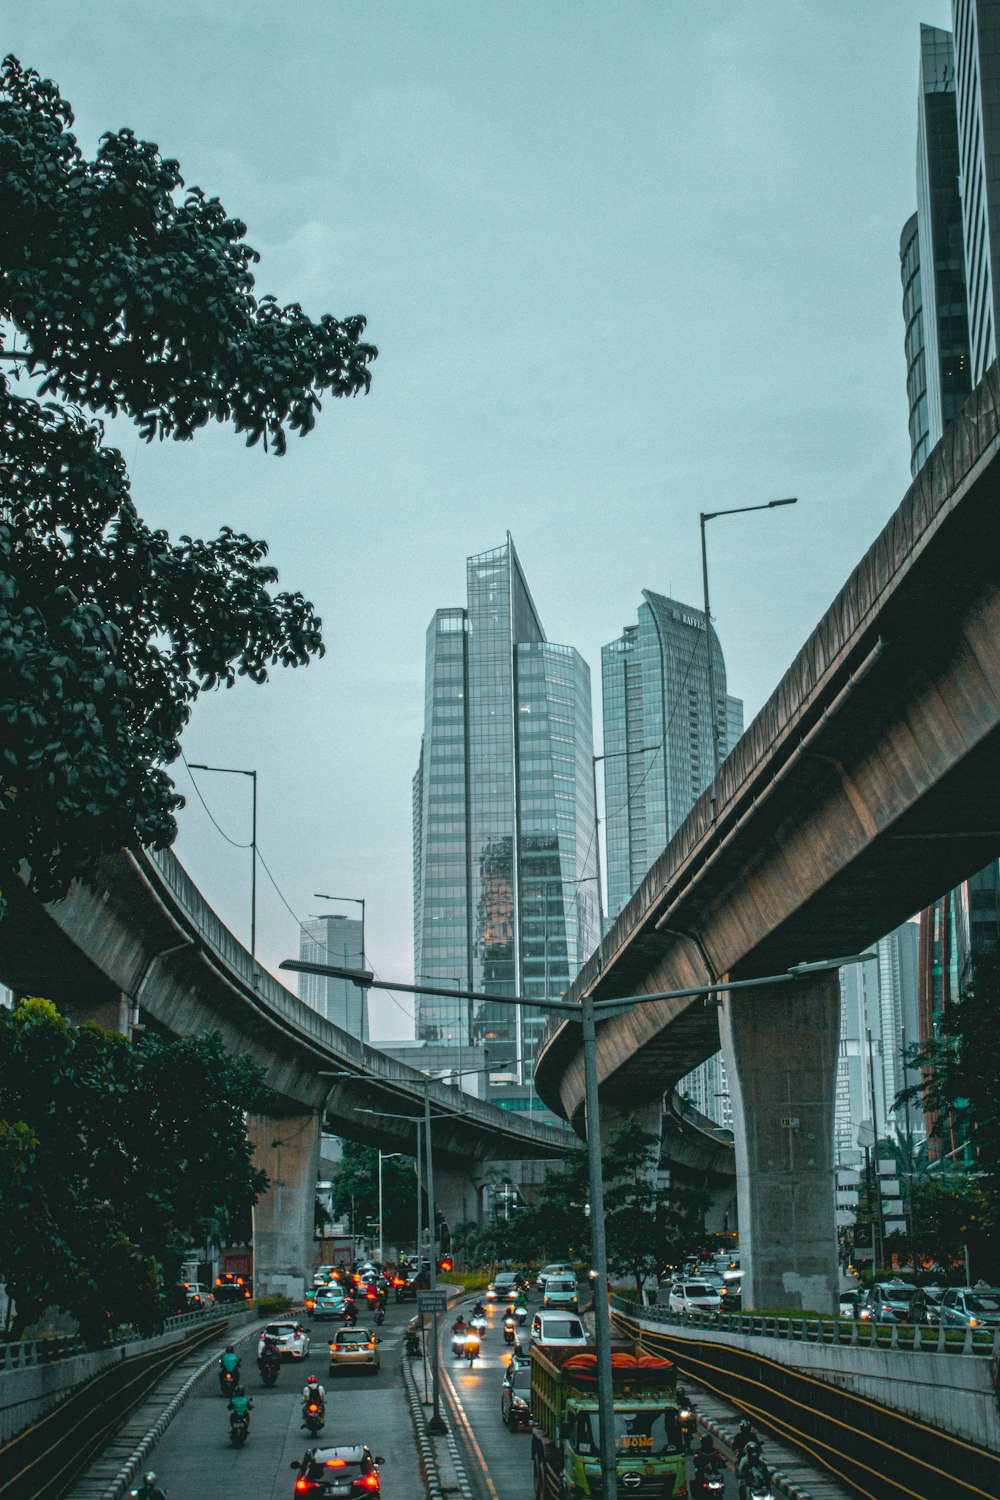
[
  {"xmin": 295, "ymin": 1481, "xmax": 314, "ymax": 1493},
  {"xmin": 352, "ymin": 1477, "xmax": 379, "ymax": 1491},
  {"xmin": 324, "ymin": 1459, "xmax": 346, "ymax": 1468},
  {"xmin": 308, "ymin": 1403, "xmax": 320, "ymax": 1413},
  {"xmin": 969, "ymin": 1316, "xmax": 979, "ymax": 1327}
]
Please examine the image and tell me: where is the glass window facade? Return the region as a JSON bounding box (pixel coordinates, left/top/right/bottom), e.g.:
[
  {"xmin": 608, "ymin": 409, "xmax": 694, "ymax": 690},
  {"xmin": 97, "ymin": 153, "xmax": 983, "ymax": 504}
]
[{"xmin": 412, "ymin": 536, "xmax": 599, "ymax": 1090}]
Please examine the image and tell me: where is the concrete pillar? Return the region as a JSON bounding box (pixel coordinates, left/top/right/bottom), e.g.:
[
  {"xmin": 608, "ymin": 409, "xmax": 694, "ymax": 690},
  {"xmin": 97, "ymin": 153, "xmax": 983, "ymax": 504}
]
[
  {"xmin": 434, "ymin": 1162, "xmax": 483, "ymax": 1241},
  {"xmin": 719, "ymin": 972, "xmax": 840, "ymax": 1314},
  {"xmin": 65, "ymin": 990, "xmax": 131, "ymax": 1033},
  {"xmin": 597, "ymin": 1099, "xmax": 664, "ymax": 1159},
  {"xmin": 248, "ymin": 1112, "xmax": 321, "ymax": 1301}
]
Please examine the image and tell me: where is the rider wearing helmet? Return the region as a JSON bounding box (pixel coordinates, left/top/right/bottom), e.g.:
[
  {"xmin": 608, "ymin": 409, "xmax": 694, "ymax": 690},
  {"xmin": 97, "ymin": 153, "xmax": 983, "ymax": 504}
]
[
  {"xmin": 693, "ymin": 1432, "xmax": 723, "ymax": 1481},
  {"xmin": 134, "ymin": 1474, "xmax": 167, "ymax": 1500},
  {"xmin": 732, "ymin": 1419, "xmax": 756, "ymax": 1458},
  {"xmin": 219, "ymin": 1344, "xmax": 241, "ymax": 1376},
  {"xmin": 301, "ymin": 1373, "xmax": 327, "ymax": 1403},
  {"xmin": 451, "ymin": 1314, "xmax": 467, "ymax": 1335},
  {"xmin": 737, "ymin": 1437, "xmax": 767, "ymax": 1491},
  {"xmin": 227, "ymin": 1383, "xmax": 253, "ymax": 1430}
]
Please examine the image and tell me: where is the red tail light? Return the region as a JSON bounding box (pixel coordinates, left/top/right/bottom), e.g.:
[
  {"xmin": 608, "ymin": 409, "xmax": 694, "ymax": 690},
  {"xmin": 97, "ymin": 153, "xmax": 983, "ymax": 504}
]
[
  {"xmin": 308, "ymin": 1403, "xmax": 319, "ymax": 1413},
  {"xmin": 295, "ymin": 1481, "xmax": 314, "ymax": 1493}
]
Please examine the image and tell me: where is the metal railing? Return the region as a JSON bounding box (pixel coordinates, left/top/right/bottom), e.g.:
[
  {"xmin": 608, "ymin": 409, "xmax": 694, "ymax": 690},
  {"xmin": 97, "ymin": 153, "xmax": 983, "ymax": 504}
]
[
  {"xmin": 610, "ymin": 1293, "xmax": 1000, "ymax": 1358},
  {"xmin": 0, "ymin": 1307, "xmax": 226, "ymax": 1373}
]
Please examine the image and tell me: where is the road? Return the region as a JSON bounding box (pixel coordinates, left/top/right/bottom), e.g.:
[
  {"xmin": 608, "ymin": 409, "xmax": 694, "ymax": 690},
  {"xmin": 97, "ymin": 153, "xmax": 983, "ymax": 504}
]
[
  {"xmin": 141, "ymin": 1300, "xmax": 422, "ymax": 1500},
  {"xmin": 438, "ymin": 1296, "xmax": 741, "ymax": 1499}
]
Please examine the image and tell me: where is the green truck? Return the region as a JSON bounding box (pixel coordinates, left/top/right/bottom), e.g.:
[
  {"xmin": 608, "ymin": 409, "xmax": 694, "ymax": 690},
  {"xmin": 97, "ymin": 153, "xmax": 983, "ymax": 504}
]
[{"xmin": 529, "ymin": 1339, "xmax": 687, "ymax": 1498}]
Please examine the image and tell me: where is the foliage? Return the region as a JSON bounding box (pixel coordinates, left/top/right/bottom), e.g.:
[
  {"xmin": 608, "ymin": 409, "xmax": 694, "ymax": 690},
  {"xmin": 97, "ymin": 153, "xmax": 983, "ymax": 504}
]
[
  {"xmin": 0, "ymin": 56, "xmax": 376, "ymax": 898},
  {"xmin": 0, "ymin": 998, "xmax": 271, "ymax": 1344},
  {"xmin": 255, "ymin": 1295, "xmax": 294, "ymax": 1316},
  {"xmin": 907, "ymin": 1177, "xmax": 993, "ymax": 1279},
  {"xmin": 328, "ymin": 1139, "xmax": 417, "ymax": 1247},
  {"xmin": 602, "ymin": 1116, "xmax": 708, "ymax": 1298}
]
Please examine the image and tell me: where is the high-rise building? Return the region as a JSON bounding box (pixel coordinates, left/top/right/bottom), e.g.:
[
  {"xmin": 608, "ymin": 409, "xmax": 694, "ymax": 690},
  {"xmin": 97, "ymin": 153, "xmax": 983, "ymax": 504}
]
[
  {"xmin": 601, "ymin": 591, "xmax": 743, "ymax": 1128},
  {"xmin": 412, "ymin": 535, "xmax": 600, "ymax": 1107},
  {"xmin": 298, "ymin": 915, "xmax": 369, "ymax": 1039},
  {"xmin": 900, "ymin": 6, "xmax": 1000, "ymax": 1159},
  {"xmin": 601, "ymin": 591, "xmax": 743, "ymax": 922}
]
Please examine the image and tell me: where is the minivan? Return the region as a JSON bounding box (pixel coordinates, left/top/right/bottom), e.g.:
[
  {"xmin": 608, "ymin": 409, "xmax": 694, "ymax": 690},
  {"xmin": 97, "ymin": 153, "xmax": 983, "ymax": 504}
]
[{"xmin": 542, "ymin": 1273, "xmax": 578, "ymax": 1311}]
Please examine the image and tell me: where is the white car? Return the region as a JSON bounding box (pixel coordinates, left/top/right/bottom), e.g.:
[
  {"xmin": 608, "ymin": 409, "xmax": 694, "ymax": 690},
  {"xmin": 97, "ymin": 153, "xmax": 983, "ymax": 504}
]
[
  {"xmin": 536, "ymin": 1262, "xmax": 574, "ymax": 1295},
  {"xmin": 668, "ymin": 1281, "xmax": 722, "ymax": 1316},
  {"xmin": 183, "ymin": 1281, "xmax": 216, "ymax": 1310},
  {"xmin": 257, "ymin": 1320, "xmax": 311, "ymax": 1360},
  {"xmin": 529, "ymin": 1311, "xmax": 590, "ymax": 1348}
]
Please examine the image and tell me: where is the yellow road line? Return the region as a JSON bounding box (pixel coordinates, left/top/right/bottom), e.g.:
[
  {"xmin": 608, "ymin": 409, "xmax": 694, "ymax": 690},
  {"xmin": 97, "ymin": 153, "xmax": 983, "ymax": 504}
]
[{"xmin": 439, "ymin": 1341, "xmax": 501, "ymax": 1500}]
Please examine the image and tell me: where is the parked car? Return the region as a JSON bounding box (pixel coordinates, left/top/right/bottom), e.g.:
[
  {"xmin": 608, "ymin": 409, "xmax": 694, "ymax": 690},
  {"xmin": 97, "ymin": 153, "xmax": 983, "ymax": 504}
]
[
  {"xmin": 258, "ymin": 1321, "xmax": 311, "ymax": 1360},
  {"xmin": 328, "ymin": 1327, "xmax": 381, "ymax": 1374},
  {"xmin": 667, "ymin": 1281, "xmax": 722, "ymax": 1317},
  {"xmin": 857, "ymin": 1281, "xmax": 918, "ymax": 1324},
  {"xmin": 939, "ymin": 1285, "xmax": 1000, "ymax": 1331},
  {"xmin": 500, "ymin": 1361, "xmax": 533, "ymax": 1429},
  {"xmin": 290, "ymin": 1445, "xmax": 384, "ymax": 1497},
  {"xmin": 536, "ymin": 1262, "xmax": 574, "ymax": 1295},
  {"xmin": 313, "ymin": 1287, "xmax": 348, "ymax": 1321},
  {"xmin": 908, "ymin": 1286, "xmax": 946, "ymax": 1327},
  {"xmin": 529, "ymin": 1311, "xmax": 590, "ymax": 1348}
]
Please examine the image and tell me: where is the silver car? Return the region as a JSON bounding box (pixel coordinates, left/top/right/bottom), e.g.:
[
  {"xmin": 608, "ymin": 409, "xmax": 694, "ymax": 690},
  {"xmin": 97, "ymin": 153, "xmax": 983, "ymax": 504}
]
[
  {"xmin": 938, "ymin": 1285, "xmax": 1000, "ymax": 1331},
  {"xmin": 328, "ymin": 1327, "xmax": 381, "ymax": 1373}
]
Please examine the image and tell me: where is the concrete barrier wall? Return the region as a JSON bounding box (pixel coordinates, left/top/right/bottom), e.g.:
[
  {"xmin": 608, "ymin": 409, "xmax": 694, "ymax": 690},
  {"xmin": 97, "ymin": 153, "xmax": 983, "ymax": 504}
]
[
  {"xmin": 618, "ymin": 1300, "xmax": 1000, "ymax": 1452},
  {"xmin": 0, "ymin": 1310, "xmax": 254, "ymax": 1445}
]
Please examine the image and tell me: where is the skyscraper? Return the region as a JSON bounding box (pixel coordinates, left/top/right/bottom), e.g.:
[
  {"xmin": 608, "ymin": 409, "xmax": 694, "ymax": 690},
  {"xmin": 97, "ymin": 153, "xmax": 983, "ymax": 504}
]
[
  {"xmin": 953, "ymin": 0, "xmax": 1000, "ymax": 383},
  {"xmin": 412, "ymin": 535, "xmax": 599, "ymax": 1104},
  {"xmin": 601, "ymin": 591, "xmax": 743, "ymax": 922},
  {"xmin": 298, "ymin": 915, "xmax": 369, "ymax": 1038},
  {"xmin": 601, "ymin": 591, "xmax": 743, "ymax": 1128}
]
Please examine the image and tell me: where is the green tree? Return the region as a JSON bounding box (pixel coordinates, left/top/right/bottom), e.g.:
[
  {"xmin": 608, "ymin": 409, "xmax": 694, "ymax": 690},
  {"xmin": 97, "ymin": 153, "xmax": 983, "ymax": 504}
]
[
  {"xmin": 0, "ymin": 998, "xmax": 271, "ymax": 1343},
  {"xmin": 328, "ymin": 1140, "xmax": 417, "ymax": 1250},
  {"xmin": 603, "ymin": 1116, "xmax": 707, "ymax": 1299},
  {"xmin": 908, "ymin": 1177, "xmax": 992, "ymax": 1280},
  {"xmin": 0, "ymin": 56, "xmax": 376, "ymax": 899}
]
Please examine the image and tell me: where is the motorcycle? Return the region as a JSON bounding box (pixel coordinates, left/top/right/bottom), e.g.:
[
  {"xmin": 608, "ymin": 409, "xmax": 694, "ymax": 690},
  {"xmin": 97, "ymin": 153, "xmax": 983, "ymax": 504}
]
[
  {"xmin": 738, "ymin": 1462, "xmax": 774, "ymax": 1500},
  {"xmin": 676, "ymin": 1390, "xmax": 696, "ymax": 1452},
  {"xmin": 512, "ymin": 1305, "xmax": 527, "ymax": 1326},
  {"xmin": 503, "ymin": 1315, "xmax": 516, "ymax": 1346},
  {"xmin": 302, "ymin": 1400, "xmax": 325, "ymax": 1436},
  {"xmin": 343, "ymin": 1302, "xmax": 358, "ymax": 1326},
  {"xmin": 374, "ymin": 1305, "xmax": 386, "ymax": 1326},
  {"xmin": 463, "ymin": 1332, "xmax": 480, "ymax": 1366},
  {"xmin": 219, "ymin": 1367, "xmax": 239, "ymax": 1397},
  {"xmin": 451, "ymin": 1329, "xmax": 469, "ymax": 1359},
  {"xmin": 471, "ymin": 1312, "xmax": 487, "ymax": 1337},
  {"xmin": 258, "ymin": 1354, "xmax": 280, "ymax": 1387},
  {"xmin": 691, "ymin": 1462, "xmax": 726, "ymax": 1497},
  {"xmin": 229, "ymin": 1412, "xmax": 250, "ymax": 1448}
]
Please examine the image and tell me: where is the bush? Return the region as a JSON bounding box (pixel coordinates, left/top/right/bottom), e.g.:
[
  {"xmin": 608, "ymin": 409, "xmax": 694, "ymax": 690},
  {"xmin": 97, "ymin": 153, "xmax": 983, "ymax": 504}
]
[{"xmin": 255, "ymin": 1295, "xmax": 293, "ymax": 1316}]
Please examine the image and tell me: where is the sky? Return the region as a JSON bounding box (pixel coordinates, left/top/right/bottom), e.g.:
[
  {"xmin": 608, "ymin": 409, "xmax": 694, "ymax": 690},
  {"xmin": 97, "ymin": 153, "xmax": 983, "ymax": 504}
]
[{"xmin": 5, "ymin": 0, "xmax": 952, "ymax": 1038}]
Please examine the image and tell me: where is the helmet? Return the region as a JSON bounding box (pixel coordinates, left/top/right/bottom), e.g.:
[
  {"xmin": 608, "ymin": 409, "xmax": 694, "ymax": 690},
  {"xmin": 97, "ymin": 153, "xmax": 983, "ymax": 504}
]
[
  {"xmin": 144, "ymin": 1475, "xmax": 157, "ymax": 1486},
  {"xmin": 700, "ymin": 1436, "xmax": 715, "ymax": 1454},
  {"xmin": 307, "ymin": 1374, "xmax": 318, "ymax": 1385},
  {"xmin": 225, "ymin": 1345, "xmax": 235, "ymax": 1353},
  {"xmin": 744, "ymin": 1440, "xmax": 761, "ymax": 1457},
  {"xmin": 738, "ymin": 1419, "xmax": 753, "ymax": 1433},
  {"xmin": 234, "ymin": 1384, "xmax": 244, "ymax": 1396}
]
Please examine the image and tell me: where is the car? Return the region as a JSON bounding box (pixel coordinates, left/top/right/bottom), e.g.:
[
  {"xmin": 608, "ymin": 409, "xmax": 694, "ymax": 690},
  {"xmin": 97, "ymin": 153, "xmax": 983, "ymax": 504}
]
[
  {"xmin": 908, "ymin": 1285, "xmax": 945, "ymax": 1327},
  {"xmin": 182, "ymin": 1281, "xmax": 216, "ymax": 1310},
  {"xmin": 213, "ymin": 1282, "xmax": 251, "ymax": 1306},
  {"xmin": 258, "ymin": 1321, "xmax": 311, "ymax": 1360},
  {"xmin": 500, "ymin": 1360, "xmax": 533, "ymax": 1429},
  {"xmin": 536, "ymin": 1262, "xmax": 574, "ymax": 1295},
  {"xmin": 839, "ymin": 1288, "xmax": 862, "ymax": 1319},
  {"xmin": 394, "ymin": 1269, "xmax": 429, "ymax": 1302},
  {"xmin": 313, "ymin": 1264, "xmax": 339, "ymax": 1287},
  {"xmin": 328, "ymin": 1327, "xmax": 381, "ymax": 1374},
  {"xmin": 529, "ymin": 1311, "xmax": 590, "ymax": 1348},
  {"xmin": 541, "ymin": 1274, "xmax": 578, "ymax": 1311},
  {"xmin": 291, "ymin": 1445, "xmax": 384, "ymax": 1497},
  {"xmin": 313, "ymin": 1287, "xmax": 348, "ymax": 1321},
  {"xmin": 938, "ymin": 1285, "xmax": 1000, "ymax": 1331},
  {"xmin": 857, "ymin": 1281, "xmax": 918, "ymax": 1324},
  {"xmin": 487, "ymin": 1271, "xmax": 522, "ymax": 1302},
  {"xmin": 667, "ymin": 1281, "xmax": 722, "ymax": 1317}
]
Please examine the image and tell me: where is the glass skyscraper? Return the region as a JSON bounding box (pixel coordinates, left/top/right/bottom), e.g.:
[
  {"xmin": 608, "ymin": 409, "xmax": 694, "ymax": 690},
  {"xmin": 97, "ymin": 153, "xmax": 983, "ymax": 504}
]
[
  {"xmin": 601, "ymin": 591, "xmax": 742, "ymax": 1129},
  {"xmin": 412, "ymin": 535, "xmax": 599, "ymax": 1101},
  {"xmin": 298, "ymin": 915, "xmax": 369, "ymax": 1039},
  {"xmin": 601, "ymin": 591, "xmax": 743, "ymax": 921}
]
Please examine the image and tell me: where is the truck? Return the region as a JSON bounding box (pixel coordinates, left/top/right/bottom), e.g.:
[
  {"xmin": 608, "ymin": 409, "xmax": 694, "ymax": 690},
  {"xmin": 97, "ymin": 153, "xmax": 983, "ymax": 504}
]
[{"xmin": 530, "ymin": 1339, "xmax": 686, "ymax": 1499}]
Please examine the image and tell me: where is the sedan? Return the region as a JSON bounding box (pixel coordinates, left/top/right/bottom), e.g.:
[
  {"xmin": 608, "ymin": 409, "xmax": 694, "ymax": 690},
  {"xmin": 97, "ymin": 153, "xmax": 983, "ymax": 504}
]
[
  {"xmin": 259, "ymin": 1321, "xmax": 311, "ymax": 1360},
  {"xmin": 291, "ymin": 1445, "xmax": 384, "ymax": 1497},
  {"xmin": 500, "ymin": 1362, "xmax": 533, "ymax": 1429},
  {"xmin": 313, "ymin": 1289, "xmax": 348, "ymax": 1322},
  {"xmin": 939, "ymin": 1285, "xmax": 1000, "ymax": 1331},
  {"xmin": 328, "ymin": 1327, "xmax": 381, "ymax": 1374},
  {"xmin": 668, "ymin": 1281, "xmax": 722, "ymax": 1317}
]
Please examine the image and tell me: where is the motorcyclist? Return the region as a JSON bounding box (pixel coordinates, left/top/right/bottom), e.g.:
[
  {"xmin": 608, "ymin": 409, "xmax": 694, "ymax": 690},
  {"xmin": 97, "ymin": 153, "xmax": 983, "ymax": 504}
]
[
  {"xmin": 692, "ymin": 1434, "xmax": 724, "ymax": 1487},
  {"xmin": 219, "ymin": 1345, "xmax": 241, "ymax": 1377},
  {"xmin": 732, "ymin": 1419, "xmax": 757, "ymax": 1460},
  {"xmin": 472, "ymin": 1300, "xmax": 486, "ymax": 1319},
  {"xmin": 301, "ymin": 1374, "xmax": 326, "ymax": 1407},
  {"xmin": 737, "ymin": 1438, "xmax": 768, "ymax": 1498},
  {"xmin": 257, "ymin": 1334, "xmax": 279, "ymax": 1365},
  {"xmin": 452, "ymin": 1315, "xmax": 467, "ymax": 1336},
  {"xmin": 132, "ymin": 1473, "xmax": 167, "ymax": 1500},
  {"xmin": 227, "ymin": 1384, "xmax": 253, "ymax": 1432}
]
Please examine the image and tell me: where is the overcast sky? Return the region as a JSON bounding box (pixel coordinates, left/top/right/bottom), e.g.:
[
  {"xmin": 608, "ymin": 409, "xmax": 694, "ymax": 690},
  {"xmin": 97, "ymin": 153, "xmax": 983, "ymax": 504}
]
[{"xmin": 6, "ymin": 1, "xmax": 951, "ymax": 1037}]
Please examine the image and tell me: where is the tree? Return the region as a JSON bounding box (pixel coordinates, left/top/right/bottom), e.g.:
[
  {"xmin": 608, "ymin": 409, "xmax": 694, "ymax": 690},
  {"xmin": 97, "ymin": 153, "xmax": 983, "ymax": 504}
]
[
  {"xmin": 328, "ymin": 1140, "xmax": 416, "ymax": 1249},
  {"xmin": 602, "ymin": 1116, "xmax": 707, "ymax": 1300},
  {"xmin": 0, "ymin": 997, "xmax": 271, "ymax": 1343},
  {"xmin": 0, "ymin": 56, "xmax": 377, "ymax": 898}
]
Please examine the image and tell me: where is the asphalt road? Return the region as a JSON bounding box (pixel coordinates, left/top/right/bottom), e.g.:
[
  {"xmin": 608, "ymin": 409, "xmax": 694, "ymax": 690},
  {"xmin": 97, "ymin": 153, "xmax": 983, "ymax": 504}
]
[
  {"xmin": 438, "ymin": 1296, "xmax": 741, "ymax": 1500},
  {"xmin": 142, "ymin": 1302, "xmax": 422, "ymax": 1500}
]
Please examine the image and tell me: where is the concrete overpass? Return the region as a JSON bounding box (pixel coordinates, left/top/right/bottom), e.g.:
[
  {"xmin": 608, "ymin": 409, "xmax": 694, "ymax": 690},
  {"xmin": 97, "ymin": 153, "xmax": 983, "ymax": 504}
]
[
  {"xmin": 536, "ymin": 364, "xmax": 1000, "ymax": 1313},
  {"xmin": 0, "ymin": 845, "xmax": 568, "ymax": 1296}
]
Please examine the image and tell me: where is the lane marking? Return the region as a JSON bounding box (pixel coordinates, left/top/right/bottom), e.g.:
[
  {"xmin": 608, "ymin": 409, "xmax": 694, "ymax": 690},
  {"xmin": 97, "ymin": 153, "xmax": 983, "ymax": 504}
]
[{"xmin": 439, "ymin": 1331, "xmax": 500, "ymax": 1500}]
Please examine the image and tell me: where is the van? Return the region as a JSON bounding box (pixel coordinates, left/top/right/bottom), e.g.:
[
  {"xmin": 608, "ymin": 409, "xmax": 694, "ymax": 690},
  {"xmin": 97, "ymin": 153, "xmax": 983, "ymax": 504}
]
[{"xmin": 542, "ymin": 1273, "xmax": 578, "ymax": 1311}]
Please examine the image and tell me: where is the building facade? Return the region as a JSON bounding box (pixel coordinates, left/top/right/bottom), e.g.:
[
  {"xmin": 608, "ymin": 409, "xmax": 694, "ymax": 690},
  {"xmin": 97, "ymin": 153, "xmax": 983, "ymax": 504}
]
[
  {"xmin": 411, "ymin": 535, "xmax": 600, "ymax": 1108},
  {"xmin": 298, "ymin": 915, "xmax": 369, "ymax": 1038},
  {"xmin": 601, "ymin": 591, "xmax": 743, "ymax": 1128},
  {"xmin": 953, "ymin": 0, "xmax": 1000, "ymax": 383}
]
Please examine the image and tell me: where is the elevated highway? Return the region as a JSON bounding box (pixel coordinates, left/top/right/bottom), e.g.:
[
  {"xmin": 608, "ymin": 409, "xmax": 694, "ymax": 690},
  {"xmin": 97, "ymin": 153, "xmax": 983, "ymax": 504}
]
[
  {"xmin": 536, "ymin": 364, "xmax": 1000, "ymax": 1311},
  {"xmin": 0, "ymin": 845, "xmax": 567, "ymax": 1294}
]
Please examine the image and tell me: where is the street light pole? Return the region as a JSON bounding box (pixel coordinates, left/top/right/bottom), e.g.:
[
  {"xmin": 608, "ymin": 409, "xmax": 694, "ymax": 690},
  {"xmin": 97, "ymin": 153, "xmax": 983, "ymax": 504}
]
[
  {"xmin": 189, "ymin": 762, "xmax": 257, "ymax": 959},
  {"xmin": 699, "ymin": 497, "xmax": 798, "ymax": 780},
  {"xmin": 580, "ymin": 981, "xmax": 618, "ymax": 1500},
  {"xmin": 377, "ymin": 1151, "xmax": 402, "ymax": 1265}
]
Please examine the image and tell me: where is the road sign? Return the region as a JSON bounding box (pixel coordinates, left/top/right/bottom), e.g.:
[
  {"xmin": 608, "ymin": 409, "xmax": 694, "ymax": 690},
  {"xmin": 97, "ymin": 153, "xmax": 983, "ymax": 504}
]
[{"xmin": 418, "ymin": 1290, "xmax": 448, "ymax": 1314}]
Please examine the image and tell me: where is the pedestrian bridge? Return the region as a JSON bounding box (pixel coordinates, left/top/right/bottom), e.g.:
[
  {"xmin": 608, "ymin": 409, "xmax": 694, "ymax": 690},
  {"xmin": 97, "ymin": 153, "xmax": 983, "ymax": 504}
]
[
  {"xmin": 536, "ymin": 364, "xmax": 1000, "ymax": 1313},
  {"xmin": 0, "ymin": 844, "xmax": 567, "ymax": 1296}
]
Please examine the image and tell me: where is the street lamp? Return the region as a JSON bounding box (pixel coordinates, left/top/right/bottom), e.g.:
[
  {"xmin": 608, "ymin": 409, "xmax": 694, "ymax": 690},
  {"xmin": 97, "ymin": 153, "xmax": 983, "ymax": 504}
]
[
  {"xmin": 284, "ymin": 948, "xmax": 869, "ymax": 1500},
  {"xmin": 699, "ymin": 497, "xmax": 798, "ymax": 780},
  {"xmin": 188, "ymin": 762, "xmax": 258, "ymax": 959},
  {"xmin": 314, "ymin": 893, "xmax": 366, "ymax": 966},
  {"xmin": 378, "ymin": 1151, "xmax": 403, "ymax": 1264}
]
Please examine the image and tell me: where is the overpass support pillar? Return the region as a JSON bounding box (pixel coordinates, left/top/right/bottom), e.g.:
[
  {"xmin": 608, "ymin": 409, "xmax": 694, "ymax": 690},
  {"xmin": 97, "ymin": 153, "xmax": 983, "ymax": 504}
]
[
  {"xmin": 435, "ymin": 1163, "xmax": 484, "ymax": 1246},
  {"xmin": 248, "ymin": 1112, "xmax": 321, "ymax": 1301},
  {"xmin": 719, "ymin": 972, "xmax": 839, "ymax": 1314}
]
